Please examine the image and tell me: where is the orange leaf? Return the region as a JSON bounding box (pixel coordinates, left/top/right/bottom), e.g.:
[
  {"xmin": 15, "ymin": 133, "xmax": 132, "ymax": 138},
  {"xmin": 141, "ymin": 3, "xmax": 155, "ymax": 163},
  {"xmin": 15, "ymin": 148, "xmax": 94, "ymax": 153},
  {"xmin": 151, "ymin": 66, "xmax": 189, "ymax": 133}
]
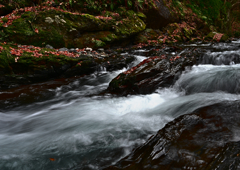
[
  {"xmin": 49, "ymin": 158, "xmax": 55, "ymax": 161},
  {"xmin": 34, "ymin": 28, "xmax": 39, "ymax": 34}
]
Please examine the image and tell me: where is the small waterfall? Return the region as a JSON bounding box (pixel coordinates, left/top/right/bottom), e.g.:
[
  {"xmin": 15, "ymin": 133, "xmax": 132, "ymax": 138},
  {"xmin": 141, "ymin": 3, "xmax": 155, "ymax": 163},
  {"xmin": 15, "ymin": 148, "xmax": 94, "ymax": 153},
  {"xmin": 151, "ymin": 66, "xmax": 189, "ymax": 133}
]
[
  {"xmin": 174, "ymin": 65, "xmax": 240, "ymax": 94},
  {"xmin": 199, "ymin": 50, "xmax": 240, "ymax": 65}
]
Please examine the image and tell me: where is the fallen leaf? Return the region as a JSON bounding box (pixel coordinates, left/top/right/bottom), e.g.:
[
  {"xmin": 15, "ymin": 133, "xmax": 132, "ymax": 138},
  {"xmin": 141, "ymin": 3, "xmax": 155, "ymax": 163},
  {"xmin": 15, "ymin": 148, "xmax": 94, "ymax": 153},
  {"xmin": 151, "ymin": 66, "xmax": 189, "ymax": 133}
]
[
  {"xmin": 49, "ymin": 158, "xmax": 55, "ymax": 161},
  {"xmin": 34, "ymin": 28, "xmax": 39, "ymax": 34}
]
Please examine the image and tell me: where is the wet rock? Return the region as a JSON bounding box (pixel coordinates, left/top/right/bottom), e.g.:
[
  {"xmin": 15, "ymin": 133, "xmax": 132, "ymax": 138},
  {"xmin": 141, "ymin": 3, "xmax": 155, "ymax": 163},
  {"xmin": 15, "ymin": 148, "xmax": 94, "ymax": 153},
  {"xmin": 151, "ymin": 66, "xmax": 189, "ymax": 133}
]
[
  {"xmin": 69, "ymin": 48, "xmax": 77, "ymax": 53},
  {"xmin": 107, "ymin": 54, "xmax": 196, "ymax": 95},
  {"xmin": 105, "ymin": 101, "xmax": 240, "ymax": 170},
  {"xmin": 0, "ymin": 52, "xmax": 135, "ymax": 91}
]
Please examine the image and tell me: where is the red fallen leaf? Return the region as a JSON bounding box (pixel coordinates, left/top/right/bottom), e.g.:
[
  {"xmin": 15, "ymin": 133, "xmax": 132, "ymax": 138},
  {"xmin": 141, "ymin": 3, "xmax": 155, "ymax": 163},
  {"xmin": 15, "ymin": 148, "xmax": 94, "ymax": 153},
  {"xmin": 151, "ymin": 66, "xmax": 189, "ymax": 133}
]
[
  {"xmin": 34, "ymin": 28, "xmax": 39, "ymax": 34},
  {"xmin": 49, "ymin": 158, "xmax": 55, "ymax": 161},
  {"xmin": 11, "ymin": 49, "xmax": 22, "ymax": 56},
  {"xmin": 213, "ymin": 33, "xmax": 223, "ymax": 42}
]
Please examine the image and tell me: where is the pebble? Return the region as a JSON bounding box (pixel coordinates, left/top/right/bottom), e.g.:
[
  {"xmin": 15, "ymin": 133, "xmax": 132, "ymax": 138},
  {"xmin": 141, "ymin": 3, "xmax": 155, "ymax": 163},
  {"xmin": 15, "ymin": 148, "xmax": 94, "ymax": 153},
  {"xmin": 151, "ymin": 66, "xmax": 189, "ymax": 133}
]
[
  {"xmin": 69, "ymin": 48, "xmax": 77, "ymax": 53},
  {"xmin": 58, "ymin": 47, "xmax": 69, "ymax": 52},
  {"xmin": 45, "ymin": 44, "xmax": 54, "ymax": 49}
]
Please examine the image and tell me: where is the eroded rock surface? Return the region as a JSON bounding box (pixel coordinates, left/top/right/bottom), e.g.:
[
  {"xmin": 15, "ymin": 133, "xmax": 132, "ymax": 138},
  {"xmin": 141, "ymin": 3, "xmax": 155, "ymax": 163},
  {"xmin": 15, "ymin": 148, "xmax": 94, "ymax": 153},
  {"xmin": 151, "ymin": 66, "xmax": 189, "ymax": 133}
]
[
  {"xmin": 107, "ymin": 49, "xmax": 196, "ymax": 95},
  {"xmin": 106, "ymin": 101, "xmax": 240, "ymax": 170}
]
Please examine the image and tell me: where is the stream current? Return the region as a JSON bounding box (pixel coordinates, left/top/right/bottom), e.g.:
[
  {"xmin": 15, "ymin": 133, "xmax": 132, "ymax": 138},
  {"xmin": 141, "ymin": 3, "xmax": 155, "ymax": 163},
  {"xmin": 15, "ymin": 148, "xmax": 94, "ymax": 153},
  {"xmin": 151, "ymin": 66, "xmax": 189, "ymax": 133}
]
[{"xmin": 0, "ymin": 40, "xmax": 240, "ymax": 170}]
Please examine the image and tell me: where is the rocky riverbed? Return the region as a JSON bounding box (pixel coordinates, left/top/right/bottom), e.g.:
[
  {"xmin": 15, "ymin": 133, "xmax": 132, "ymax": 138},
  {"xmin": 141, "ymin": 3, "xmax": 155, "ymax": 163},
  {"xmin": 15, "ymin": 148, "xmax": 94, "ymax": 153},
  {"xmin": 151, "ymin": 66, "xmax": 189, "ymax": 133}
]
[{"xmin": 0, "ymin": 40, "xmax": 240, "ymax": 170}]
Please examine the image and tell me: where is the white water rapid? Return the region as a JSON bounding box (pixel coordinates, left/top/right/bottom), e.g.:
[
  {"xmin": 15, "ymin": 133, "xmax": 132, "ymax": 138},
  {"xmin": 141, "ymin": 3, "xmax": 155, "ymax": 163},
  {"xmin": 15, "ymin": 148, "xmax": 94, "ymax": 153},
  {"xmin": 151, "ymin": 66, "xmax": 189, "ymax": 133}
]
[{"xmin": 1, "ymin": 42, "xmax": 240, "ymax": 170}]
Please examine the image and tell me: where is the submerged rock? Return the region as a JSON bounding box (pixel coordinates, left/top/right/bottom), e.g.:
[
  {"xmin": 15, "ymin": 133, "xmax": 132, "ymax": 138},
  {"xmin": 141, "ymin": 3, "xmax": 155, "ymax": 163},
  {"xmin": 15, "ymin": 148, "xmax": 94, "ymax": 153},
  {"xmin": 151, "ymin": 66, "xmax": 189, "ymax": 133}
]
[{"xmin": 105, "ymin": 101, "xmax": 240, "ymax": 170}]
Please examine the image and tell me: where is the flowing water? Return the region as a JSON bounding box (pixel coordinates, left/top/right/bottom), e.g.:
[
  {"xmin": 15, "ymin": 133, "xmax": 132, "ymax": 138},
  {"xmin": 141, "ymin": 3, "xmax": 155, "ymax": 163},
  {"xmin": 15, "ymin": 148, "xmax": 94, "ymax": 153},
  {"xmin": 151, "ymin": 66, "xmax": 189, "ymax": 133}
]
[{"xmin": 0, "ymin": 41, "xmax": 240, "ymax": 170}]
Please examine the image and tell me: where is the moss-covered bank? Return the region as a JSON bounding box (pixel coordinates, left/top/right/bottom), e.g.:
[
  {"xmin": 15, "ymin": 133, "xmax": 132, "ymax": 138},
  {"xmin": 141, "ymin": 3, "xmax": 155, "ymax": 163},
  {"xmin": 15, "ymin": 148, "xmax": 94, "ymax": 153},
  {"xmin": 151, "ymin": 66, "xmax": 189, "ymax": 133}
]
[
  {"xmin": 0, "ymin": 42, "xmax": 135, "ymax": 90},
  {"xmin": 0, "ymin": 7, "xmax": 146, "ymax": 49}
]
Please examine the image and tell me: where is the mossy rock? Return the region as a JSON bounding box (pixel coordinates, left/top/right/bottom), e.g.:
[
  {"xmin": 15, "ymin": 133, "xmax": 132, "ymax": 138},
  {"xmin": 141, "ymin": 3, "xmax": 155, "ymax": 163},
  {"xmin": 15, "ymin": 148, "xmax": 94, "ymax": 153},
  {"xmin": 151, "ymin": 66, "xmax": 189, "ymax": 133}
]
[
  {"xmin": 1, "ymin": 9, "xmax": 145, "ymax": 49},
  {"xmin": 134, "ymin": 29, "xmax": 162, "ymax": 44},
  {"xmin": 114, "ymin": 10, "xmax": 146, "ymax": 37},
  {"xmin": 205, "ymin": 32, "xmax": 228, "ymax": 42},
  {"xmin": 183, "ymin": 27, "xmax": 195, "ymax": 40},
  {"xmin": 164, "ymin": 23, "xmax": 180, "ymax": 34},
  {"xmin": 136, "ymin": 12, "xmax": 147, "ymax": 21},
  {"xmin": 220, "ymin": 34, "xmax": 229, "ymax": 42},
  {"xmin": 205, "ymin": 32, "xmax": 217, "ymax": 40}
]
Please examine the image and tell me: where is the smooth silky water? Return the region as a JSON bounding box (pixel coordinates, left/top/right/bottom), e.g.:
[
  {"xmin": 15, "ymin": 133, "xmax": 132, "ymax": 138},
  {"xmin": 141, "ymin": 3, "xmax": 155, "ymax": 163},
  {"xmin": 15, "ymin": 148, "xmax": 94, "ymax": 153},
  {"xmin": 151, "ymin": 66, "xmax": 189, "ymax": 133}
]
[{"xmin": 1, "ymin": 42, "xmax": 240, "ymax": 170}]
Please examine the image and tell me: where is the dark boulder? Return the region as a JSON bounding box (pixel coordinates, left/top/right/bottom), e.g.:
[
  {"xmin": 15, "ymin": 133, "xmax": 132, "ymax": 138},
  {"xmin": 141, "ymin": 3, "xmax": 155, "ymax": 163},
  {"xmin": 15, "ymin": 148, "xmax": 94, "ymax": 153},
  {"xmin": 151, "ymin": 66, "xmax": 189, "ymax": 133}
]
[
  {"xmin": 143, "ymin": 0, "xmax": 175, "ymax": 29},
  {"xmin": 105, "ymin": 101, "xmax": 240, "ymax": 170},
  {"xmin": 0, "ymin": 52, "xmax": 135, "ymax": 91},
  {"xmin": 107, "ymin": 54, "xmax": 196, "ymax": 95}
]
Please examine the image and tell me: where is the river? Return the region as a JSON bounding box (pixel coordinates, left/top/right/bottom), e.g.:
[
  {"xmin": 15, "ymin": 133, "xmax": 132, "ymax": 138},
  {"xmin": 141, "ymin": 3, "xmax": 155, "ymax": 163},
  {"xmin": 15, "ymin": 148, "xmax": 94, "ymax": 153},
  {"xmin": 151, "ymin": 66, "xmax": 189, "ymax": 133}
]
[{"xmin": 0, "ymin": 40, "xmax": 240, "ymax": 170}]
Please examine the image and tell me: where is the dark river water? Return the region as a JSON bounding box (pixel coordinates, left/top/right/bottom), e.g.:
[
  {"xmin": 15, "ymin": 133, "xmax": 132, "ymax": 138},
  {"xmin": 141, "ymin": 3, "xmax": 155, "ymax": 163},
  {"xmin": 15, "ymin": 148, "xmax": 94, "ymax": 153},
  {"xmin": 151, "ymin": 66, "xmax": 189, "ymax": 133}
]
[{"xmin": 0, "ymin": 40, "xmax": 240, "ymax": 170}]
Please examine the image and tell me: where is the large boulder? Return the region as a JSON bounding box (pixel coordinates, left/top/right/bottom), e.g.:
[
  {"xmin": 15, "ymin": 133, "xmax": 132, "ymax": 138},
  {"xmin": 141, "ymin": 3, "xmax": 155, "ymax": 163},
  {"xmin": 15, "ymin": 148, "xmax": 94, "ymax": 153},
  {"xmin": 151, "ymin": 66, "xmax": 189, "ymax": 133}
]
[
  {"xmin": 143, "ymin": 0, "xmax": 175, "ymax": 29},
  {"xmin": 107, "ymin": 51, "xmax": 196, "ymax": 95},
  {"xmin": 105, "ymin": 101, "xmax": 240, "ymax": 170}
]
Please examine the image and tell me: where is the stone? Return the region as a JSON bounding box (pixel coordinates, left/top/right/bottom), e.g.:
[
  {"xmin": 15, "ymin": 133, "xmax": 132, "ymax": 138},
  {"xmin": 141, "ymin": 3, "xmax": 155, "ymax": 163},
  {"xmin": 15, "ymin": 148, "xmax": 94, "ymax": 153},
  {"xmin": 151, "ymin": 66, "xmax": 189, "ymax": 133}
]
[
  {"xmin": 98, "ymin": 48, "xmax": 104, "ymax": 52},
  {"xmin": 45, "ymin": 17, "xmax": 54, "ymax": 23},
  {"xmin": 69, "ymin": 48, "xmax": 77, "ymax": 53},
  {"xmin": 45, "ymin": 44, "xmax": 54, "ymax": 49},
  {"xmin": 143, "ymin": 0, "xmax": 175, "ymax": 29},
  {"xmin": 85, "ymin": 47, "xmax": 93, "ymax": 52},
  {"xmin": 107, "ymin": 53, "xmax": 196, "ymax": 95},
  {"xmin": 105, "ymin": 101, "xmax": 240, "ymax": 170},
  {"xmin": 58, "ymin": 47, "xmax": 69, "ymax": 51}
]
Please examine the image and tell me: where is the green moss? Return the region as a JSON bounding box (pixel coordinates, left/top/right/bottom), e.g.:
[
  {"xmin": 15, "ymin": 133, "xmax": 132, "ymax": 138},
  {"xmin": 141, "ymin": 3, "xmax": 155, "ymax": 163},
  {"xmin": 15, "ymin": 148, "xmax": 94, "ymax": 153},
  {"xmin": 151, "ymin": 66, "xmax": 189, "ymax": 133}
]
[
  {"xmin": 234, "ymin": 31, "xmax": 240, "ymax": 38},
  {"xmin": 116, "ymin": 11, "xmax": 146, "ymax": 37},
  {"xmin": 93, "ymin": 39, "xmax": 106, "ymax": 48},
  {"xmin": 115, "ymin": 7, "xmax": 127, "ymax": 17},
  {"xmin": 220, "ymin": 34, "xmax": 229, "ymax": 41},
  {"xmin": 0, "ymin": 51, "xmax": 13, "ymax": 75},
  {"xmin": 1, "ymin": 8, "xmax": 146, "ymax": 48},
  {"xmin": 183, "ymin": 27, "xmax": 194, "ymax": 39},
  {"xmin": 174, "ymin": 35, "xmax": 182, "ymax": 42},
  {"xmin": 0, "ymin": 43, "xmax": 82, "ymax": 76},
  {"xmin": 205, "ymin": 32, "xmax": 217, "ymax": 40},
  {"xmin": 21, "ymin": 11, "xmax": 35, "ymax": 19},
  {"xmin": 1, "ymin": 17, "xmax": 8, "ymax": 23}
]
